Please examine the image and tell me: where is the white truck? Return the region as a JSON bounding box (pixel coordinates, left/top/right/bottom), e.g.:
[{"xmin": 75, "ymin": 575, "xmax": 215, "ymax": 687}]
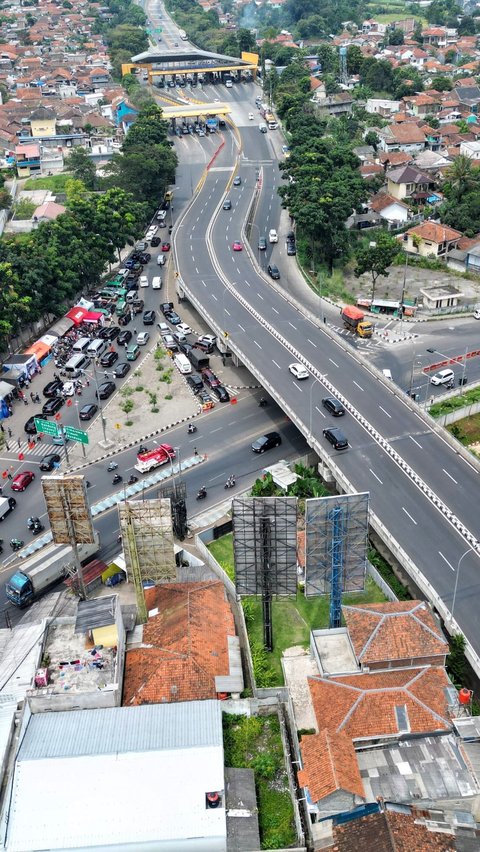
[
  {"xmin": 5, "ymin": 532, "xmax": 100, "ymax": 608},
  {"xmin": 0, "ymin": 497, "xmax": 16, "ymax": 522}
]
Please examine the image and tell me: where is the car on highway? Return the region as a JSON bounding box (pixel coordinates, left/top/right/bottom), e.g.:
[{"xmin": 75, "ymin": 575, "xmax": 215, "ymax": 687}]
[
  {"xmin": 186, "ymin": 374, "xmax": 203, "ymax": 393},
  {"xmin": 139, "ymin": 253, "xmax": 151, "ymax": 264},
  {"xmin": 322, "ymin": 397, "xmax": 346, "ymax": 417},
  {"xmin": 113, "ymin": 362, "xmax": 130, "ymax": 378},
  {"xmin": 323, "ymin": 426, "xmax": 348, "ymax": 450},
  {"xmin": 158, "ymin": 322, "xmax": 170, "ymax": 334},
  {"xmin": 232, "ymin": 241, "xmax": 243, "ymax": 251},
  {"xmin": 162, "ymin": 333, "xmax": 178, "ymax": 351},
  {"xmin": 166, "ymin": 310, "xmax": 181, "ymax": 325},
  {"xmin": 198, "ymin": 333, "xmax": 217, "ymax": 347},
  {"xmin": 79, "ymin": 403, "xmax": 98, "ymax": 421},
  {"xmin": 176, "ymin": 322, "xmax": 192, "ymax": 335},
  {"xmin": 136, "ymin": 331, "xmax": 150, "ymax": 346},
  {"xmin": 62, "ymin": 381, "xmax": 75, "ymax": 397},
  {"xmin": 99, "ymin": 326, "xmax": 120, "ymax": 341},
  {"xmin": 269, "ymin": 229, "xmax": 278, "ymax": 243},
  {"xmin": 42, "ymin": 396, "xmax": 65, "ymax": 417},
  {"xmin": 201, "ymin": 368, "xmax": 220, "ymax": 388},
  {"xmin": 248, "ymin": 112, "xmax": 254, "ymax": 120},
  {"xmin": 100, "ymin": 351, "xmax": 119, "ymax": 368},
  {"xmin": 258, "ymin": 237, "xmax": 267, "ymax": 251},
  {"xmin": 223, "ymin": 199, "xmax": 232, "ymax": 210},
  {"xmin": 233, "ymin": 176, "xmax": 242, "ymax": 186},
  {"xmin": 11, "ymin": 471, "xmax": 35, "ymax": 492},
  {"xmin": 161, "ymin": 242, "xmax": 171, "ymax": 252},
  {"xmin": 157, "ymin": 253, "xmax": 166, "ymax": 266},
  {"xmin": 286, "ymin": 242, "xmax": 296, "ymax": 256},
  {"xmin": 251, "ymin": 431, "xmax": 282, "ymax": 453},
  {"xmin": 289, "ymin": 363, "xmax": 309, "ymax": 380},
  {"xmin": 139, "ymin": 276, "xmax": 149, "ymax": 288},
  {"xmin": 40, "ymin": 452, "xmax": 61, "ymax": 472},
  {"xmin": 151, "ymin": 236, "xmax": 161, "ymax": 247},
  {"xmin": 43, "ymin": 379, "xmax": 63, "ymax": 398},
  {"xmin": 212, "ymin": 385, "xmax": 230, "ymax": 403},
  {"xmin": 194, "ymin": 339, "xmax": 215, "ymax": 353},
  {"xmin": 267, "ymin": 264, "xmax": 280, "ymax": 279},
  {"xmin": 96, "ymin": 381, "xmax": 116, "ymax": 400},
  {"xmin": 24, "ymin": 416, "xmax": 37, "ymax": 435},
  {"xmin": 430, "ymin": 368, "xmax": 454, "ymax": 386},
  {"xmin": 118, "ymin": 330, "xmax": 132, "ymax": 346},
  {"xmin": 143, "ymin": 310, "xmax": 156, "ymax": 325}
]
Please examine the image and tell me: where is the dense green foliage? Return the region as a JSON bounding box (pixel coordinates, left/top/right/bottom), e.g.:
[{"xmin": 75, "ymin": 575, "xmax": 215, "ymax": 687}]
[
  {"xmin": 440, "ymin": 155, "xmax": 480, "ymax": 237},
  {"xmin": 355, "ymin": 233, "xmax": 401, "ymax": 299},
  {"xmin": 165, "ymin": 0, "xmax": 255, "ymax": 55},
  {"xmin": 94, "ymin": 0, "xmax": 148, "ymax": 77}
]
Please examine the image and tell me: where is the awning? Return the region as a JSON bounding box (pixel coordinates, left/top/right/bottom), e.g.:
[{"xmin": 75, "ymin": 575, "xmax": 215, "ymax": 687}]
[
  {"xmin": 83, "ymin": 311, "xmax": 104, "ymax": 324},
  {"xmin": 0, "ymin": 381, "xmax": 14, "ymax": 400},
  {"xmin": 49, "ymin": 317, "xmax": 74, "ymax": 338},
  {"xmin": 66, "ymin": 307, "xmax": 104, "ymax": 325},
  {"xmin": 24, "ymin": 340, "xmax": 51, "ymax": 363}
]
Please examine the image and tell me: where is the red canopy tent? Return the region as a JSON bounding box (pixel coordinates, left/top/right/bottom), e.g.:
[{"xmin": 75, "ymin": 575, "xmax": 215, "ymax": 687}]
[{"xmin": 66, "ymin": 307, "xmax": 104, "ymax": 326}]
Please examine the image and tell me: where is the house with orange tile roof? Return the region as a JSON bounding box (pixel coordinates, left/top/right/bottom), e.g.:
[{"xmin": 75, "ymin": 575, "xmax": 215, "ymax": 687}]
[
  {"xmin": 308, "ymin": 666, "xmax": 452, "ymax": 744},
  {"xmin": 332, "ymin": 807, "xmax": 457, "ymax": 851},
  {"xmin": 342, "ymin": 601, "xmax": 449, "ymax": 671},
  {"xmin": 377, "ymin": 122, "xmax": 426, "ymax": 154},
  {"xmin": 297, "ymin": 730, "xmax": 365, "ymax": 819},
  {"xmin": 404, "ymin": 221, "xmax": 462, "ymax": 257},
  {"xmin": 123, "ymin": 581, "xmax": 243, "ymax": 705}
]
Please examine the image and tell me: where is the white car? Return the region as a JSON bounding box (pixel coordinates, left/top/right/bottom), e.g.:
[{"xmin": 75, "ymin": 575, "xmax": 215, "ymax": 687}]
[
  {"xmin": 430, "ymin": 368, "xmax": 454, "ymax": 386},
  {"xmin": 139, "ymin": 276, "xmax": 149, "ymax": 288},
  {"xmin": 176, "ymin": 322, "xmax": 192, "ymax": 335},
  {"xmin": 62, "ymin": 381, "xmax": 75, "ymax": 397},
  {"xmin": 289, "ymin": 362, "xmax": 309, "ymax": 380},
  {"xmin": 159, "ymin": 322, "xmax": 169, "ymax": 334},
  {"xmin": 198, "ymin": 333, "xmax": 217, "ymax": 346},
  {"xmin": 269, "ymin": 229, "xmax": 278, "ymax": 243},
  {"xmin": 136, "ymin": 331, "xmax": 150, "ymax": 345},
  {"xmin": 248, "ymin": 112, "xmax": 254, "ymax": 120},
  {"xmin": 157, "ymin": 254, "xmax": 166, "ymax": 266}
]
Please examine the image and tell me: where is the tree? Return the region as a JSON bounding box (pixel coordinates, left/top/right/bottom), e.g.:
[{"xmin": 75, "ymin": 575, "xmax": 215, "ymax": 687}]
[
  {"xmin": 354, "ymin": 232, "xmax": 400, "ymax": 300},
  {"xmin": 458, "ymin": 15, "xmax": 475, "ymax": 35},
  {"xmin": 121, "ymin": 103, "xmax": 168, "ymax": 151},
  {"xmin": 347, "ymin": 45, "xmax": 364, "ymax": 75},
  {"xmin": 444, "ymin": 155, "xmax": 480, "ymax": 199},
  {"xmin": 388, "ymin": 28, "xmax": 404, "ymax": 45},
  {"xmin": 107, "ymin": 24, "xmax": 148, "ymax": 57},
  {"xmin": 364, "ymin": 130, "xmax": 379, "ymax": 150},
  {"xmin": 104, "ymin": 143, "xmax": 177, "ymax": 206},
  {"xmin": 430, "ymin": 75, "xmax": 453, "ymax": 91},
  {"xmin": 66, "ymin": 147, "xmax": 96, "ymax": 189},
  {"xmin": 0, "ymin": 188, "xmax": 11, "ymax": 209}
]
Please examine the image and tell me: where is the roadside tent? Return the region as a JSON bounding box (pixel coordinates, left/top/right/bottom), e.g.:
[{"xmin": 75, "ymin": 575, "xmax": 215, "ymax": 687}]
[
  {"xmin": 0, "ymin": 381, "xmax": 14, "ymax": 400},
  {"xmin": 2, "ymin": 353, "xmax": 37, "ymax": 379},
  {"xmin": 24, "ymin": 340, "xmax": 51, "ymax": 365},
  {"xmin": 66, "ymin": 306, "xmax": 89, "ymax": 326},
  {"xmin": 49, "ymin": 316, "xmax": 74, "ymax": 339}
]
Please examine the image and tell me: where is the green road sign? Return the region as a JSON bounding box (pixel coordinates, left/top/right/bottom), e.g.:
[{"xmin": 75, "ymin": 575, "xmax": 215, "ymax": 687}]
[
  {"xmin": 64, "ymin": 426, "xmax": 89, "ymax": 445},
  {"xmin": 34, "ymin": 418, "xmax": 59, "ymax": 437}
]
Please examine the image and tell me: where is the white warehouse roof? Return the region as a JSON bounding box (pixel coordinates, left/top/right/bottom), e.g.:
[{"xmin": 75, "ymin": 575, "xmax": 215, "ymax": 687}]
[{"xmin": 4, "ymin": 702, "xmax": 226, "ymax": 851}]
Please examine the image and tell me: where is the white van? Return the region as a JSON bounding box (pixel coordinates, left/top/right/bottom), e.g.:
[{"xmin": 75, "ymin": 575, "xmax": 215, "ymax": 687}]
[
  {"xmin": 87, "ymin": 338, "xmax": 108, "ymax": 359},
  {"xmin": 174, "ymin": 353, "xmax": 192, "ymax": 374},
  {"xmin": 157, "ymin": 254, "xmax": 166, "ymax": 266},
  {"xmin": 72, "ymin": 337, "xmax": 91, "ymax": 353},
  {"xmin": 64, "ymin": 353, "xmax": 90, "ymax": 378},
  {"xmin": 152, "ymin": 275, "xmax": 162, "ymax": 290},
  {"xmin": 156, "ymin": 210, "xmax": 167, "ymax": 225}
]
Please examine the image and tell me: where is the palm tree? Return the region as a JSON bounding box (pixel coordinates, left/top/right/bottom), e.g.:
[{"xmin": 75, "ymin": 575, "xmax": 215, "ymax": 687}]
[{"xmin": 444, "ymin": 155, "xmax": 480, "ymax": 199}]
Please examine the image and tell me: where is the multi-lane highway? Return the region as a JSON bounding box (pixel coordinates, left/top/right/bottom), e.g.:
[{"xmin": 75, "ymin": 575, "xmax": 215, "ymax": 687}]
[{"xmin": 170, "ymin": 88, "xmax": 480, "ymax": 668}]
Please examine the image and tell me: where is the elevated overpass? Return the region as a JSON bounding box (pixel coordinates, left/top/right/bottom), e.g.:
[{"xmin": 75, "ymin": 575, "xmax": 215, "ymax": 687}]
[{"xmin": 122, "ymin": 49, "xmax": 259, "ymax": 85}]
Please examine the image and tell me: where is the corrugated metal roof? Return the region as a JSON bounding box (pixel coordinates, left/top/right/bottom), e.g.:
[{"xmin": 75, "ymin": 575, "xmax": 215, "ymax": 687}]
[
  {"xmin": 74, "ymin": 594, "xmax": 117, "ymax": 633},
  {"xmin": 19, "ymin": 700, "xmax": 223, "ymax": 760}
]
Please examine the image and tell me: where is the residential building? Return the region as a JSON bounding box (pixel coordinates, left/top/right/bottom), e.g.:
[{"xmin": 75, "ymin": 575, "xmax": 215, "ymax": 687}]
[
  {"xmin": 365, "ymin": 98, "xmax": 400, "ymax": 117},
  {"xmin": 314, "ymin": 92, "xmax": 354, "ymax": 117},
  {"xmin": 32, "ymin": 200, "xmax": 66, "ymax": 223},
  {"xmin": 386, "ymin": 164, "xmax": 432, "ymax": 201},
  {"xmin": 14, "ymin": 141, "xmax": 40, "ymax": 176},
  {"xmin": 377, "ymin": 123, "xmax": 426, "ymax": 154},
  {"xmin": 297, "ymin": 730, "xmax": 365, "ymax": 821},
  {"xmin": 404, "ymin": 221, "xmax": 462, "ymax": 258},
  {"xmin": 332, "ymin": 806, "xmax": 457, "ymax": 851},
  {"xmin": 370, "ymin": 193, "xmax": 410, "ymax": 225},
  {"xmin": 29, "ymin": 104, "xmax": 56, "ymax": 137}
]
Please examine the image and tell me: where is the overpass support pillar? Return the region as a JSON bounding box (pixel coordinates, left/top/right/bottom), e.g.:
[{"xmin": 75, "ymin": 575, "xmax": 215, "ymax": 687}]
[{"xmin": 317, "ymin": 461, "xmax": 335, "ymax": 484}]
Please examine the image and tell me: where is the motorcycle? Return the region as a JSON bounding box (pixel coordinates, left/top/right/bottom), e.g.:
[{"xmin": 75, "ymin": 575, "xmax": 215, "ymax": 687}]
[
  {"xmin": 224, "ymin": 476, "xmax": 236, "ymax": 489},
  {"xmin": 128, "ymin": 474, "xmax": 138, "ymax": 484},
  {"xmin": 32, "ymin": 522, "xmax": 44, "ymax": 536},
  {"xmin": 187, "ymin": 424, "xmax": 197, "ymax": 434},
  {"xmin": 196, "ymin": 487, "xmax": 207, "ymax": 500},
  {"xmin": 10, "ymin": 539, "xmax": 24, "ymax": 551},
  {"xmin": 107, "ymin": 461, "xmax": 118, "ymax": 472},
  {"xmin": 27, "ymin": 516, "xmax": 40, "ymax": 530},
  {"xmin": 259, "ymin": 398, "xmax": 268, "ymax": 407},
  {"xmin": 112, "ymin": 474, "xmax": 123, "ymax": 485},
  {"xmin": 138, "ymin": 445, "xmax": 148, "ymax": 455}
]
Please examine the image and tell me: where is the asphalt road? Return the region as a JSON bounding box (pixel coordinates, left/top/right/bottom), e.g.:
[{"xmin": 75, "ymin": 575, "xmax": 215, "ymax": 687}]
[{"xmin": 172, "ymin": 88, "xmax": 480, "ymax": 660}]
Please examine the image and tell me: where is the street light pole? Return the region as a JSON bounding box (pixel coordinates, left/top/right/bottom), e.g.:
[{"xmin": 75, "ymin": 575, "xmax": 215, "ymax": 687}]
[
  {"xmin": 451, "ymin": 548, "xmax": 476, "ymax": 622},
  {"xmin": 82, "ymin": 364, "xmax": 112, "ymax": 448}
]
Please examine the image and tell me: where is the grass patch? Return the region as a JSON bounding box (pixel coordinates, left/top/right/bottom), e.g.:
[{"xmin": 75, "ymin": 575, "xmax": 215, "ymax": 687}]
[
  {"xmin": 447, "ymin": 414, "xmax": 480, "ymax": 445},
  {"xmin": 14, "ymin": 199, "xmax": 36, "ymax": 219},
  {"xmin": 430, "ymin": 387, "xmax": 480, "ymax": 418},
  {"xmin": 223, "ymin": 714, "xmax": 296, "ymax": 850},
  {"xmin": 23, "ymin": 174, "xmax": 71, "ymax": 191},
  {"xmin": 208, "ymin": 532, "xmax": 234, "ymax": 581}
]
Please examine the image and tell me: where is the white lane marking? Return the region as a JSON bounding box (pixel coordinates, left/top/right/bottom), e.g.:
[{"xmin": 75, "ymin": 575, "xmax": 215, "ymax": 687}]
[
  {"xmin": 443, "ymin": 468, "xmax": 458, "ymax": 484},
  {"xmin": 307, "ymin": 339, "xmax": 317, "ymax": 348},
  {"xmin": 378, "ymin": 406, "xmax": 391, "ymax": 419},
  {"xmin": 439, "ymin": 551, "xmax": 455, "ymax": 572},
  {"xmin": 195, "ymin": 267, "xmax": 199, "ymax": 274},
  {"xmin": 225, "ymin": 308, "xmax": 231, "ymax": 316},
  {"xmin": 272, "ymin": 307, "xmax": 279, "ymax": 314},
  {"xmin": 402, "ymin": 507, "xmax": 417, "ymax": 525},
  {"xmin": 238, "ymin": 324, "xmax": 245, "ymax": 332},
  {"xmin": 409, "ymin": 435, "xmax": 422, "ymax": 448},
  {"xmin": 272, "ymin": 360, "xmax": 281, "ymax": 369},
  {"xmin": 254, "ymin": 340, "xmax": 262, "ymax": 348},
  {"xmin": 211, "ymin": 294, "xmax": 218, "ymax": 301},
  {"xmin": 315, "ymin": 405, "xmax": 326, "ymax": 419},
  {"xmin": 244, "ymin": 279, "xmax": 251, "ymax": 287},
  {"xmin": 257, "ymin": 293, "xmax": 264, "ymax": 300},
  {"xmin": 369, "ymin": 468, "xmax": 383, "ymax": 484},
  {"xmin": 293, "ymin": 382, "xmax": 303, "ymax": 392},
  {"xmin": 329, "ymin": 358, "xmax": 340, "ymax": 368},
  {"xmin": 201, "ymin": 280, "xmax": 206, "ymax": 287},
  {"xmin": 288, "ymin": 322, "xmax": 297, "ymax": 330},
  {"xmin": 352, "ymin": 380, "xmax": 364, "ymax": 391}
]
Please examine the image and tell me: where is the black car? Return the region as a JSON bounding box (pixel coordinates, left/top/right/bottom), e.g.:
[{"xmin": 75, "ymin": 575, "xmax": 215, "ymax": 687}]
[
  {"xmin": 160, "ymin": 302, "xmax": 174, "ymax": 315},
  {"xmin": 126, "ymin": 278, "xmax": 139, "ymax": 291},
  {"xmin": 198, "ymin": 388, "xmax": 213, "ymax": 404},
  {"xmin": 258, "ymin": 237, "xmax": 267, "ymax": 251},
  {"xmin": 179, "ymin": 342, "xmax": 195, "ymax": 357},
  {"xmin": 79, "ymin": 403, "xmax": 98, "ymax": 421},
  {"xmin": 267, "ymin": 264, "xmax": 280, "ymax": 279},
  {"xmin": 323, "ymin": 426, "xmax": 348, "ymax": 450},
  {"xmin": 139, "ymin": 253, "xmax": 151, "ymax": 264},
  {"xmin": 286, "ymin": 243, "xmax": 296, "ymax": 256},
  {"xmin": 99, "ymin": 325, "xmax": 120, "ymax": 341},
  {"xmin": 96, "ymin": 381, "xmax": 116, "ymax": 400},
  {"xmin": 166, "ymin": 310, "xmax": 181, "ymax": 325},
  {"xmin": 24, "ymin": 416, "xmax": 37, "ymax": 435},
  {"xmin": 151, "ymin": 236, "xmax": 161, "ymax": 247},
  {"xmin": 100, "ymin": 351, "xmax": 119, "ymax": 368},
  {"xmin": 113, "ymin": 362, "xmax": 130, "ymax": 378},
  {"xmin": 251, "ymin": 431, "xmax": 282, "ymax": 453},
  {"xmin": 43, "ymin": 379, "xmax": 64, "ymax": 398},
  {"xmin": 322, "ymin": 397, "xmax": 345, "ymax": 417},
  {"xmin": 186, "ymin": 374, "xmax": 203, "ymax": 393},
  {"xmin": 223, "ymin": 199, "xmax": 232, "ymax": 210},
  {"xmin": 118, "ymin": 329, "xmax": 132, "ymax": 346},
  {"xmin": 143, "ymin": 310, "xmax": 156, "ymax": 325},
  {"xmin": 42, "ymin": 396, "xmax": 65, "ymax": 416},
  {"xmin": 40, "ymin": 452, "xmax": 61, "ymax": 472},
  {"xmin": 193, "ymin": 339, "xmax": 214, "ymax": 353},
  {"xmin": 212, "ymin": 385, "xmax": 230, "ymax": 403}
]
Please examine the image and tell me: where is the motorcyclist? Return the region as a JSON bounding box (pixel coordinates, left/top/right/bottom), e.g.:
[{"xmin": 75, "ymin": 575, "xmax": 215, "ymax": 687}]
[{"xmin": 187, "ymin": 423, "xmax": 196, "ymax": 433}]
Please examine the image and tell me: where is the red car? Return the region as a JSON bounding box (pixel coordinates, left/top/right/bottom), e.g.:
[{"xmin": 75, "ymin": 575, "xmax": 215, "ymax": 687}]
[
  {"xmin": 232, "ymin": 240, "xmax": 242, "ymax": 251},
  {"xmin": 161, "ymin": 242, "xmax": 171, "ymax": 252},
  {"xmin": 11, "ymin": 471, "xmax": 35, "ymax": 492}
]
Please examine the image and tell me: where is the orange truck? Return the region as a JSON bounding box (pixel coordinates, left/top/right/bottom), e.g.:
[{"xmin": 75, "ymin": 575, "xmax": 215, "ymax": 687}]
[{"xmin": 340, "ymin": 306, "xmax": 373, "ymax": 338}]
